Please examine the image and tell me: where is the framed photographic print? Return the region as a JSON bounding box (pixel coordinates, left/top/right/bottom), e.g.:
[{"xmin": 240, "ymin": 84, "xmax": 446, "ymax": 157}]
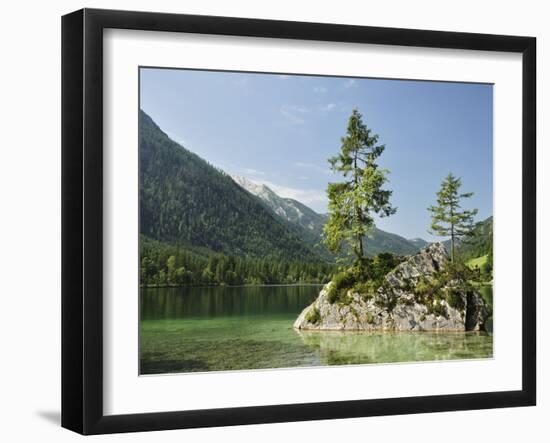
[{"xmin": 61, "ymin": 8, "xmax": 536, "ymax": 435}]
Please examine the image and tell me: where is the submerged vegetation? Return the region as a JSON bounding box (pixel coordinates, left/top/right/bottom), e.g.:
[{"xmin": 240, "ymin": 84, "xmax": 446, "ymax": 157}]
[{"xmin": 141, "ymin": 284, "xmax": 494, "ymax": 374}]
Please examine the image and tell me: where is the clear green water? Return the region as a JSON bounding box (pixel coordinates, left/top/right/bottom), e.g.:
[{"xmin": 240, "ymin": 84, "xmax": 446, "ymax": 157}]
[{"xmin": 140, "ymin": 285, "xmax": 493, "ymax": 374}]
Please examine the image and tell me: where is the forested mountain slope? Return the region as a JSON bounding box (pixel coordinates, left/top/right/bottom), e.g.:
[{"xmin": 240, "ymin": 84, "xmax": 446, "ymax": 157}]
[{"xmin": 139, "ymin": 110, "xmax": 322, "ymax": 261}]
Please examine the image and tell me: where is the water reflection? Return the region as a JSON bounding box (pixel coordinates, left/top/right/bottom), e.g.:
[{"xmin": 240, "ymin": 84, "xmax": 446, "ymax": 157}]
[
  {"xmin": 141, "ymin": 285, "xmax": 322, "ymax": 319},
  {"xmin": 296, "ymin": 330, "xmax": 493, "ymax": 365},
  {"xmin": 140, "ymin": 285, "xmax": 493, "ymax": 374}
]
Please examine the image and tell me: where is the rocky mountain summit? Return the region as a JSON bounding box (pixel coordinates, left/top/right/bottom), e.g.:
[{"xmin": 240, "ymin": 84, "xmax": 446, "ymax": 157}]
[
  {"xmin": 294, "ymin": 243, "xmax": 490, "ymax": 332},
  {"xmin": 231, "ymin": 174, "xmax": 429, "ymax": 257},
  {"xmin": 230, "ymin": 174, "xmax": 327, "ymax": 233}
]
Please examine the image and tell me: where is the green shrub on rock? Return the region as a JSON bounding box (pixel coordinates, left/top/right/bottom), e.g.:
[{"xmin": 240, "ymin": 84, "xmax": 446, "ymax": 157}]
[
  {"xmin": 326, "ymin": 253, "xmax": 403, "ymax": 305},
  {"xmin": 445, "ymin": 288, "xmax": 466, "ymax": 310},
  {"xmin": 365, "ymin": 311, "xmax": 374, "ymax": 324},
  {"xmin": 305, "ymin": 306, "xmax": 321, "ymax": 325},
  {"xmin": 327, "ymin": 270, "xmax": 355, "ymax": 303}
]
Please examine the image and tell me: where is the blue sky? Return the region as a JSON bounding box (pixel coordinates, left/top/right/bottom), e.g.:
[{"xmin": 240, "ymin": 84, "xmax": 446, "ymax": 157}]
[{"xmin": 140, "ymin": 68, "xmax": 493, "ymax": 241}]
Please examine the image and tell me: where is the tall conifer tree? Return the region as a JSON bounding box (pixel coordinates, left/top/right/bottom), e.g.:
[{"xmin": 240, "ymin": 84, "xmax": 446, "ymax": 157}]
[
  {"xmin": 428, "ymin": 173, "xmax": 478, "ymax": 262},
  {"xmin": 323, "ymin": 109, "xmax": 396, "ymax": 265}
]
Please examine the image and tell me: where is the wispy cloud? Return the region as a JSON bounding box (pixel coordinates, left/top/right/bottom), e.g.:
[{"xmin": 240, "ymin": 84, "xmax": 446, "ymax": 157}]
[
  {"xmin": 343, "ymin": 78, "xmax": 357, "ymax": 88},
  {"xmin": 257, "ymin": 179, "xmax": 327, "ymax": 205},
  {"xmin": 278, "ymin": 75, "xmax": 291, "ymax": 80},
  {"xmin": 280, "ymin": 104, "xmax": 308, "ymax": 125},
  {"xmin": 319, "ymin": 103, "xmax": 336, "ymax": 112},
  {"xmin": 313, "ymin": 86, "xmax": 327, "ymax": 93},
  {"xmin": 280, "ymin": 102, "xmax": 338, "ymax": 124}
]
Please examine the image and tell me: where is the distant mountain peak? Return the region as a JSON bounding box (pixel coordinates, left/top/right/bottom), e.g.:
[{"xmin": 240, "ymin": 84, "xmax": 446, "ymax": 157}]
[
  {"xmin": 231, "ymin": 174, "xmax": 433, "ymax": 258},
  {"xmin": 408, "ymin": 237, "xmax": 429, "ymax": 248},
  {"xmin": 230, "ymin": 174, "xmax": 268, "ymax": 196},
  {"xmin": 231, "ymin": 174, "xmax": 325, "ymax": 232}
]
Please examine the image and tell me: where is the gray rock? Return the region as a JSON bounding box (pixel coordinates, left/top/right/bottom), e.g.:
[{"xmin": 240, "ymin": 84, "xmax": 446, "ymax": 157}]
[{"xmin": 294, "ymin": 243, "xmax": 490, "ymax": 332}]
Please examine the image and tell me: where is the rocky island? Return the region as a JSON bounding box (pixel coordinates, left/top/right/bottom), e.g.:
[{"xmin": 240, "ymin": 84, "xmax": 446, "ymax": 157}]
[{"xmin": 294, "ymin": 243, "xmax": 490, "ymax": 332}]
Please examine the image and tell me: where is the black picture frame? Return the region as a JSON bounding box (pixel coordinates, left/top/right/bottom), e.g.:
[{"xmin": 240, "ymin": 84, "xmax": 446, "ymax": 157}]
[{"xmin": 62, "ymin": 8, "xmax": 536, "ymax": 435}]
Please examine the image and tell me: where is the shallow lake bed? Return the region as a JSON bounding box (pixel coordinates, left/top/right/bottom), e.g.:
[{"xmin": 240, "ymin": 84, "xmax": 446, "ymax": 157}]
[{"xmin": 140, "ymin": 285, "xmax": 493, "ymax": 375}]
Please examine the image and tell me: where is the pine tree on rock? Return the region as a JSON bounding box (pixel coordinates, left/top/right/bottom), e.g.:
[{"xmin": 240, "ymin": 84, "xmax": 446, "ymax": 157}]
[
  {"xmin": 428, "ymin": 172, "xmax": 478, "ymax": 262},
  {"xmin": 323, "ymin": 109, "xmax": 396, "ymax": 266}
]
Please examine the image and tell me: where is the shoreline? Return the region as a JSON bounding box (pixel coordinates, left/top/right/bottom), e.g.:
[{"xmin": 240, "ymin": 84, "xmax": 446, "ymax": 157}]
[
  {"xmin": 294, "ymin": 327, "xmax": 493, "ymax": 334},
  {"xmin": 141, "ymin": 283, "xmax": 327, "ymax": 289}
]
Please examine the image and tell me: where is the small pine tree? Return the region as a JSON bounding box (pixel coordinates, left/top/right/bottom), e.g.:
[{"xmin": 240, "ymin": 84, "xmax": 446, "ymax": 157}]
[
  {"xmin": 428, "ymin": 173, "xmax": 478, "ymax": 262},
  {"xmin": 323, "ymin": 109, "xmax": 396, "ymax": 266}
]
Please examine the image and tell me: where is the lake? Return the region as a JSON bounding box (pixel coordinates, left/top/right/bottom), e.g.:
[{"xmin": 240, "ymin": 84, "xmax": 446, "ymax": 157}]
[{"xmin": 140, "ymin": 285, "xmax": 493, "ymax": 374}]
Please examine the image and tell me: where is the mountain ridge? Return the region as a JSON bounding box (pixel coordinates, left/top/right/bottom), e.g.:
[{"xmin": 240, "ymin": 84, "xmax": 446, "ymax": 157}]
[
  {"xmin": 139, "ymin": 110, "xmax": 324, "ymax": 262},
  {"xmin": 139, "ymin": 110, "xmax": 488, "ymax": 262},
  {"xmin": 230, "ymin": 174, "xmax": 327, "ymax": 232},
  {"xmin": 230, "ymin": 174, "xmax": 430, "ymax": 257}
]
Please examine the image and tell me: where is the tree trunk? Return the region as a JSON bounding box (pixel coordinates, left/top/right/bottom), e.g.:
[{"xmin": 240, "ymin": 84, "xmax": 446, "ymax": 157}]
[
  {"xmin": 450, "ymin": 229, "xmax": 455, "ymax": 262},
  {"xmin": 450, "ymin": 206, "xmax": 455, "ymax": 263},
  {"xmin": 353, "ymin": 151, "xmax": 364, "ymax": 262}
]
